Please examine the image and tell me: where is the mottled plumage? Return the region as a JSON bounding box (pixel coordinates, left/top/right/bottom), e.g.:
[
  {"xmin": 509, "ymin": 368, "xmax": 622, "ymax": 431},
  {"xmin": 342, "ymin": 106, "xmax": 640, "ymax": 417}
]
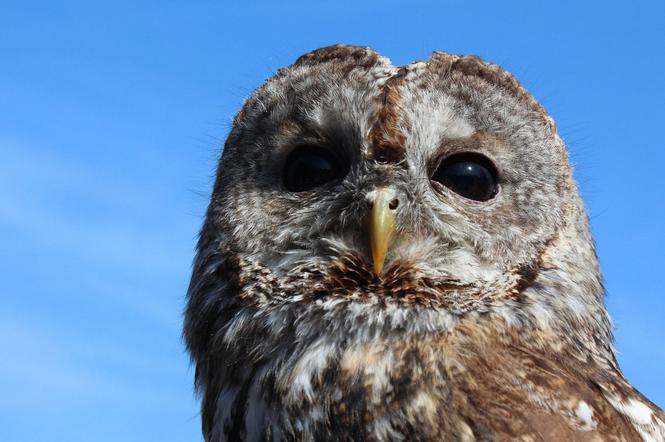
[{"xmin": 184, "ymin": 45, "xmax": 665, "ymax": 441}]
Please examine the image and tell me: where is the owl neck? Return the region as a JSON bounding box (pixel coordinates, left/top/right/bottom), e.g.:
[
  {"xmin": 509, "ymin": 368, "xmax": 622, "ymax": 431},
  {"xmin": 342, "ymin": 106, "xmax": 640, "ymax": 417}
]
[{"xmin": 194, "ymin": 286, "xmax": 617, "ymax": 441}]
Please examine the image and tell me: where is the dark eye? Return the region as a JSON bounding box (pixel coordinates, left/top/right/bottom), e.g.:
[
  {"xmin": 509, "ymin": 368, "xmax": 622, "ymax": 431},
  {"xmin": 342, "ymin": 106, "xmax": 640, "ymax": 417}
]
[
  {"xmin": 283, "ymin": 147, "xmax": 346, "ymax": 192},
  {"xmin": 431, "ymin": 153, "xmax": 498, "ymax": 201}
]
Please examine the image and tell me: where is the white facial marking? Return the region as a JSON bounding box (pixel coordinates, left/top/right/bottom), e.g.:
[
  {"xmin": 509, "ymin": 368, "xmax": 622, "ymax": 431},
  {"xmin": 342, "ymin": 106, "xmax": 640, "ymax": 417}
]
[
  {"xmin": 605, "ymin": 393, "xmax": 665, "ymax": 442},
  {"xmin": 575, "ymin": 400, "xmax": 597, "ymax": 430},
  {"xmin": 286, "ymin": 339, "xmax": 335, "ymax": 402},
  {"xmin": 622, "ymin": 398, "xmax": 655, "ymax": 425}
]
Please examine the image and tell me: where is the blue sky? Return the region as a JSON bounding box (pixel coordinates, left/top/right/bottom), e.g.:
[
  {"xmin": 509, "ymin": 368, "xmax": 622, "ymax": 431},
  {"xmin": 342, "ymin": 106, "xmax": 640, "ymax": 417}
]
[{"xmin": 1, "ymin": 1, "xmax": 664, "ymax": 440}]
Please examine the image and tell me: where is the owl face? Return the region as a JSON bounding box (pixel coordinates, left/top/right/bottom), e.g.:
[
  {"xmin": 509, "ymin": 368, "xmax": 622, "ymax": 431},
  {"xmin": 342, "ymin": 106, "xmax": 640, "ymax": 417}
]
[
  {"xmin": 202, "ymin": 46, "xmax": 590, "ymax": 319},
  {"xmin": 185, "ymin": 46, "xmax": 620, "ymax": 440}
]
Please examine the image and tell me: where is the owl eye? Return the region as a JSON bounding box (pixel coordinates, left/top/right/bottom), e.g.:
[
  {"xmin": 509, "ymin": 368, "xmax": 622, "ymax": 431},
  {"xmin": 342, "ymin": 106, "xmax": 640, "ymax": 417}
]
[
  {"xmin": 283, "ymin": 147, "xmax": 346, "ymax": 192},
  {"xmin": 431, "ymin": 153, "xmax": 498, "ymax": 201}
]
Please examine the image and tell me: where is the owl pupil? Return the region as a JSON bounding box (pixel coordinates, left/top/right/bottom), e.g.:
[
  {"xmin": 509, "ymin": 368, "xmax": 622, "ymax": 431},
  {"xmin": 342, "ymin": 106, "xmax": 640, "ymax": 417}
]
[
  {"xmin": 283, "ymin": 147, "xmax": 344, "ymax": 192},
  {"xmin": 431, "ymin": 154, "xmax": 498, "ymax": 201}
]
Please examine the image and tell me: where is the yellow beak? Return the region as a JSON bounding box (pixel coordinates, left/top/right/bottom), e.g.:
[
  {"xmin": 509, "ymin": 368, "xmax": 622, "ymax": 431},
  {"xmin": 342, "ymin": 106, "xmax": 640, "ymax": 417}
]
[{"xmin": 370, "ymin": 188, "xmax": 397, "ymax": 275}]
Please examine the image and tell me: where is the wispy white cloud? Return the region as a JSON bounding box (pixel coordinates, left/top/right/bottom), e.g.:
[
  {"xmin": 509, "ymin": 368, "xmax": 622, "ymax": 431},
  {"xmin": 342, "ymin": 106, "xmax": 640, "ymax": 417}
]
[
  {"xmin": 0, "ymin": 139, "xmax": 198, "ymax": 277},
  {"xmin": 0, "ymin": 314, "xmax": 194, "ymax": 408},
  {"xmin": 0, "ymin": 314, "xmax": 199, "ymax": 441}
]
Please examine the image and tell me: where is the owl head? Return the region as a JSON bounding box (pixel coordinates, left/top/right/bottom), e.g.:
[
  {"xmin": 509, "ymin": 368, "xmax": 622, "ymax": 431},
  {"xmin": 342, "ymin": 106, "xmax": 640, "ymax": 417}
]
[{"xmin": 185, "ymin": 45, "xmax": 612, "ymax": 380}]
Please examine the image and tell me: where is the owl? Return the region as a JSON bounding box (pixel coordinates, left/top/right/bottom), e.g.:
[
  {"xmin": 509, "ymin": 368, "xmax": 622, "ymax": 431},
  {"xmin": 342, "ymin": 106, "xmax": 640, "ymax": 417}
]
[{"xmin": 184, "ymin": 45, "xmax": 665, "ymax": 441}]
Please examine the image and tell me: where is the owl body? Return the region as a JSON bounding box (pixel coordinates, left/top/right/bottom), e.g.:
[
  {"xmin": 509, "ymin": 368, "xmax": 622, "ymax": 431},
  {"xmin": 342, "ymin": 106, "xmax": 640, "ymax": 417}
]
[{"xmin": 185, "ymin": 45, "xmax": 665, "ymax": 441}]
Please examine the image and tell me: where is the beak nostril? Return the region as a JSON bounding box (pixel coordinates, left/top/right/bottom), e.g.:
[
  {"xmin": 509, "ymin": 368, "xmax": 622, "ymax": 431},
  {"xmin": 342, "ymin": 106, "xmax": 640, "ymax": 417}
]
[{"xmin": 388, "ymin": 198, "xmax": 399, "ymax": 210}]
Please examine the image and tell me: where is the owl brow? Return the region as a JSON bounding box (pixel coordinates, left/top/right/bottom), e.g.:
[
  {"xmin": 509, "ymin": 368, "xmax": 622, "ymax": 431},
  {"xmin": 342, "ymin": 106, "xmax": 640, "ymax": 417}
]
[{"xmin": 427, "ymin": 132, "xmax": 502, "ymax": 170}]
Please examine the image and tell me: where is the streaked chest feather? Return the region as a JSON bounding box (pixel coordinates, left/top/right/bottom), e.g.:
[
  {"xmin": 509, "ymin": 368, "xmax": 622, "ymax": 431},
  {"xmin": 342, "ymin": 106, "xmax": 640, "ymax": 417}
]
[{"xmin": 208, "ymin": 317, "xmax": 662, "ymax": 441}]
